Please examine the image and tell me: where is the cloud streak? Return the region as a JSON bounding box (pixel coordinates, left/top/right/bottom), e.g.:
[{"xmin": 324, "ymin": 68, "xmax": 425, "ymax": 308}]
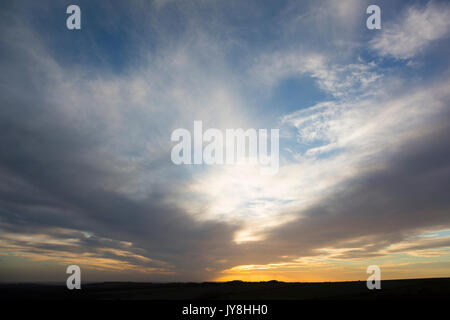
[{"xmin": 370, "ymin": 1, "xmax": 450, "ymax": 59}]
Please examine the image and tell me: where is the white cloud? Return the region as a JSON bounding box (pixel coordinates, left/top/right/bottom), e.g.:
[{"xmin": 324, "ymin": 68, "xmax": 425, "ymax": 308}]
[
  {"xmin": 283, "ymin": 78, "xmax": 449, "ymax": 159},
  {"xmin": 252, "ymin": 50, "xmax": 382, "ymax": 97},
  {"xmin": 370, "ymin": 2, "xmax": 450, "ymax": 59},
  {"xmin": 187, "ymin": 76, "xmax": 450, "ymax": 243}
]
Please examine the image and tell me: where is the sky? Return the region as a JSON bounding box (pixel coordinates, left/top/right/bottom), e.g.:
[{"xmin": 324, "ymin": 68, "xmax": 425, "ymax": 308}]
[{"xmin": 0, "ymin": 0, "xmax": 450, "ymax": 283}]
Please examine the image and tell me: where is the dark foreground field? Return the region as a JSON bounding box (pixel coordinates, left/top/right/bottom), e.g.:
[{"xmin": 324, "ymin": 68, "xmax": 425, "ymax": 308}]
[{"xmin": 1, "ymin": 278, "xmax": 449, "ymax": 300}]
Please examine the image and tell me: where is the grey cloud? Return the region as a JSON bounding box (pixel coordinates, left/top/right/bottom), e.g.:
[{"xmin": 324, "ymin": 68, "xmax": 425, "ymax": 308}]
[
  {"xmin": 0, "ymin": 7, "xmax": 242, "ymax": 281},
  {"xmin": 241, "ymin": 118, "xmax": 450, "ymax": 263}
]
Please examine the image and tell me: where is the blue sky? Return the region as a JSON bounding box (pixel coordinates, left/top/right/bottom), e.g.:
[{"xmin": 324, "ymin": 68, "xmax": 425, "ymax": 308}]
[{"xmin": 0, "ymin": 0, "xmax": 450, "ymax": 282}]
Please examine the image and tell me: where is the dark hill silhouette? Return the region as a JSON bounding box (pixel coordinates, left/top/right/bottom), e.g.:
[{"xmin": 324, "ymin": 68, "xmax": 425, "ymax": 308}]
[{"xmin": 1, "ymin": 278, "xmax": 450, "ymax": 300}]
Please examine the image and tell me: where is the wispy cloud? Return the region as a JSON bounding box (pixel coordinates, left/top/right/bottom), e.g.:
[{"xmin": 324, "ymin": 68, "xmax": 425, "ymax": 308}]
[
  {"xmin": 252, "ymin": 51, "xmax": 382, "ymax": 97},
  {"xmin": 370, "ymin": 2, "xmax": 450, "ymax": 59}
]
